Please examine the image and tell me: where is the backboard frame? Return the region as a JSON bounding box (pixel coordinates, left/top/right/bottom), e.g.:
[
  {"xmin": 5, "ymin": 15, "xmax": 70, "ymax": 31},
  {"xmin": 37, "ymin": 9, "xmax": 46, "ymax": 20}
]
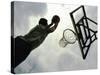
[{"xmin": 70, "ymin": 5, "xmax": 97, "ymax": 59}]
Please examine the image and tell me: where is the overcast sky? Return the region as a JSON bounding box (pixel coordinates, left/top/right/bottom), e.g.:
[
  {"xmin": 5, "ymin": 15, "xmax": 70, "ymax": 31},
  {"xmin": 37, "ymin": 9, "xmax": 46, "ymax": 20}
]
[{"xmin": 13, "ymin": 1, "xmax": 97, "ymax": 74}]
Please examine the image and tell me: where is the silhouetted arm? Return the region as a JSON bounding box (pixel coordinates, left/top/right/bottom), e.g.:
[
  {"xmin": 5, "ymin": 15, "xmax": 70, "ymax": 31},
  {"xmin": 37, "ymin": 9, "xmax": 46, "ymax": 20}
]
[
  {"xmin": 47, "ymin": 22, "xmax": 59, "ymax": 33},
  {"xmin": 46, "ymin": 22, "xmax": 53, "ymax": 28},
  {"xmin": 47, "ymin": 15, "xmax": 60, "ymax": 33}
]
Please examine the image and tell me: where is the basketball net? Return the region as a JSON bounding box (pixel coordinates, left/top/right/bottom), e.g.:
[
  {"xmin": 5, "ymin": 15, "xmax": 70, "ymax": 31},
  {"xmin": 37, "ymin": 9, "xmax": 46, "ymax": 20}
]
[{"xmin": 59, "ymin": 29, "xmax": 77, "ymax": 47}]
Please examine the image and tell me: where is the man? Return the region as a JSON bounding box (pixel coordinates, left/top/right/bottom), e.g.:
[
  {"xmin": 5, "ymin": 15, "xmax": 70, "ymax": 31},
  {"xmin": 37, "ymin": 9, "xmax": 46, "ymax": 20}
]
[{"xmin": 11, "ymin": 15, "xmax": 60, "ymax": 73}]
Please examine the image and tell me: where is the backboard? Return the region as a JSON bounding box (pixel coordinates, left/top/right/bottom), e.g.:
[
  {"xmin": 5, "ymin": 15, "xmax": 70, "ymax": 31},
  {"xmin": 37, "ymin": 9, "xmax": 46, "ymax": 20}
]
[{"xmin": 70, "ymin": 5, "xmax": 97, "ymax": 59}]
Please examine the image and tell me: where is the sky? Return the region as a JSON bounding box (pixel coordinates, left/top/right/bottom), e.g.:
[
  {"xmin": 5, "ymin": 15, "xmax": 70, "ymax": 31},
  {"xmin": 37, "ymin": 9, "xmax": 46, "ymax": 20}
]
[{"xmin": 13, "ymin": 1, "xmax": 97, "ymax": 74}]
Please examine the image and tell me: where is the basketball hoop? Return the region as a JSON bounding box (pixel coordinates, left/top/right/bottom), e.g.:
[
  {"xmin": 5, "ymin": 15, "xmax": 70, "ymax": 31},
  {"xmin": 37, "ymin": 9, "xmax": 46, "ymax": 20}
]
[{"xmin": 59, "ymin": 29, "xmax": 77, "ymax": 47}]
